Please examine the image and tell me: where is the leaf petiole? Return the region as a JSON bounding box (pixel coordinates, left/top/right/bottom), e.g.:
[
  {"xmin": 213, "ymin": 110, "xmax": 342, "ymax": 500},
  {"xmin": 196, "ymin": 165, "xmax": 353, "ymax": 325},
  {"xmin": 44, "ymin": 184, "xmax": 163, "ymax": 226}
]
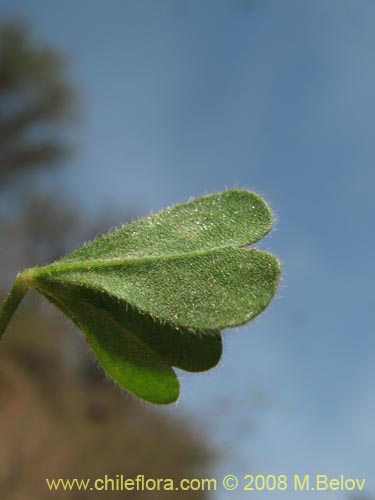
[{"xmin": 0, "ymin": 270, "xmax": 34, "ymax": 339}]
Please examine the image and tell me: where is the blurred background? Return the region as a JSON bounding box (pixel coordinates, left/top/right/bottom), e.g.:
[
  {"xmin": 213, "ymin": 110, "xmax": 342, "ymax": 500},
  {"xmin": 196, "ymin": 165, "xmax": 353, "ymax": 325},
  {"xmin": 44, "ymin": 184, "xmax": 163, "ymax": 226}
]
[{"xmin": 0, "ymin": 1, "xmax": 374, "ymax": 499}]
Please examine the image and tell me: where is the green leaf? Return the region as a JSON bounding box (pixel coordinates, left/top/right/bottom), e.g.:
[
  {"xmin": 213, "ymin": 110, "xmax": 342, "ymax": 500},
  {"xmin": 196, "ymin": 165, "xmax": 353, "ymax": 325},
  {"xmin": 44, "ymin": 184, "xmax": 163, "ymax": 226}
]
[
  {"xmin": 38, "ymin": 281, "xmax": 223, "ymax": 373},
  {"xmin": 43, "ymin": 290, "xmax": 180, "ymax": 404},
  {"xmin": 31, "ymin": 190, "xmax": 280, "ymax": 330},
  {"xmin": 0, "ymin": 189, "xmax": 281, "ymax": 405},
  {"xmin": 59, "ymin": 190, "xmax": 274, "ymax": 262},
  {"xmin": 35, "ymin": 247, "xmax": 280, "ymax": 330}
]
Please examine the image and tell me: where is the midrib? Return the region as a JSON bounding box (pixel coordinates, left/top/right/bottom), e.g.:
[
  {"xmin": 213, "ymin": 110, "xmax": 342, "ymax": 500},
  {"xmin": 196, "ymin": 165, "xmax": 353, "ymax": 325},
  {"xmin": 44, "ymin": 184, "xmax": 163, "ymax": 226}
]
[{"xmin": 29, "ymin": 245, "xmax": 242, "ymax": 278}]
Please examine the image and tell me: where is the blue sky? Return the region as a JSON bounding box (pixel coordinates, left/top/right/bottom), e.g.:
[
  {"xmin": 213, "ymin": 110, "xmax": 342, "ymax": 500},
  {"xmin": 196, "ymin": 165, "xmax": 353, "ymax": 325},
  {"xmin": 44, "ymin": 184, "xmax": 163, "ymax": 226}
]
[{"xmin": 1, "ymin": 1, "xmax": 374, "ymax": 497}]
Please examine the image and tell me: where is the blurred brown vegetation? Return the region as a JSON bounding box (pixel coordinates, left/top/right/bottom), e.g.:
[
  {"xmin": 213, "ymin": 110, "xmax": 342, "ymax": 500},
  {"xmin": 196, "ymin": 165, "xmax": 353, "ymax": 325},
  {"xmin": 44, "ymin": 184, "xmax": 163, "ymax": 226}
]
[
  {"xmin": 0, "ymin": 20, "xmax": 214, "ymax": 500},
  {"xmin": 0, "ymin": 294, "xmax": 212, "ymax": 500}
]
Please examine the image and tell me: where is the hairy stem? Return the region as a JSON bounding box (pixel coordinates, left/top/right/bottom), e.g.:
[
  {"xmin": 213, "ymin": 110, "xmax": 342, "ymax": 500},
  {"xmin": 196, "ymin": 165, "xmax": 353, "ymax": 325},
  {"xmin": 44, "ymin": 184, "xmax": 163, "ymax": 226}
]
[{"xmin": 0, "ymin": 273, "xmax": 29, "ymax": 340}]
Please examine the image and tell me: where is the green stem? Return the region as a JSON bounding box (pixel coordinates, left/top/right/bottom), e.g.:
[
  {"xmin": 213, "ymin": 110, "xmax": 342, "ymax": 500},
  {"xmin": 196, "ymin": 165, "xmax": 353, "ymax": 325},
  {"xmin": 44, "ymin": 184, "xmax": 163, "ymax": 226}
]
[{"xmin": 0, "ymin": 274, "xmax": 29, "ymax": 340}]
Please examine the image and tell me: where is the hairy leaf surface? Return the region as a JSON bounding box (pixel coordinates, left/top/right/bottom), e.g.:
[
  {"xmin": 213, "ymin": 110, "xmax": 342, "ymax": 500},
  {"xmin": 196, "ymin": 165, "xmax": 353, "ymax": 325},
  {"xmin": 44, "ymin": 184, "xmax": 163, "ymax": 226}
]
[
  {"xmin": 44, "ymin": 290, "xmax": 180, "ymax": 404},
  {"xmin": 35, "ymin": 247, "xmax": 280, "ymax": 330},
  {"xmin": 60, "ymin": 190, "xmax": 273, "ymax": 262},
  {"xmin": 33, "ymin": 190, "xmax": 280, "ymax": 330},
  {"xmin": 0, "ymin": 189, "xmax": 281, "ymax": 404},
  {"xmin": 39, "ymin": 281, "xmax": 223, "ymax": 373}
]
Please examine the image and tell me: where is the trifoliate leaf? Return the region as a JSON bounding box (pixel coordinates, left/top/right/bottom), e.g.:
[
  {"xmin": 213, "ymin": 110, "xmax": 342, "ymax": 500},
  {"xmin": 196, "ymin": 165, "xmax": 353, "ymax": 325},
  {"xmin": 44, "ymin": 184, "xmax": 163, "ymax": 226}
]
[{"xmin": 0, "ymin": 189, "xmax": 281, "ymax": 405}]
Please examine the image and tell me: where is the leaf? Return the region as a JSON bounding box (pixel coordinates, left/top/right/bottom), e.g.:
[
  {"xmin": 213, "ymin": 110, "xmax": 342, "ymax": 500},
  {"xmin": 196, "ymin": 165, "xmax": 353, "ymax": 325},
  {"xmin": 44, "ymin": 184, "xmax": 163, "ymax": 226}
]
[
  {"xmin": 59, "ymin": 190, "xmax": 274, "ymax": 262},
  {"xmin": 39, "ymin": 282, "xmax": 222, "ymax": 403},
  {"xmin": 35, "ymin": 247, "xmax": 280, "ymax": 330},
  {"xmin": 0, "ymin": 189, "xmax": 281, "ymax": 405},
  {"xmin": 32, "ymin": 190, "xmax": 280, "ymax": 330},
  {"xmin": 38, "ymin": 280, "xmax": 223, "ymax": 373},
  {"xmin": 43, "ymin": 289, "xmax": 180, "ymax": 404}
]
